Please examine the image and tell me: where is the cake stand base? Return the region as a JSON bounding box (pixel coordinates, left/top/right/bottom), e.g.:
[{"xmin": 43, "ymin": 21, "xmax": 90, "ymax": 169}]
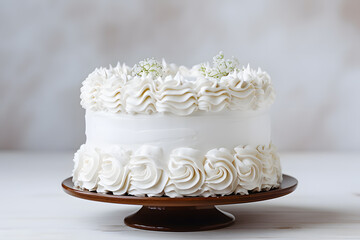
[
  {"xmin": 62, "ymin": 174, "xmax": 297, "ymax": 232},
  {"xmin": 124, "ymin": 205, "xmax": 234, "ymax": 231}
]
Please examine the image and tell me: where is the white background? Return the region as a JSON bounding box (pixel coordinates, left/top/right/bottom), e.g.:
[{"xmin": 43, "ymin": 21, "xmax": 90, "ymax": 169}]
[{"xmin": 0, "ymin": 0, "xmax": 359, "ymax": 151}]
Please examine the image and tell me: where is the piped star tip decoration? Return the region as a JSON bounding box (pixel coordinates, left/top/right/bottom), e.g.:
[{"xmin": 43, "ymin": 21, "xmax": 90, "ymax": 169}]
[{"xmin": 199, "ymin": 51, "xmax": 240, "ymax": 79}]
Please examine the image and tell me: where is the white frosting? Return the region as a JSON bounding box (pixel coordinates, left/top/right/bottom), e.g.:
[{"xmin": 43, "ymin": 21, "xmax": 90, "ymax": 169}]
[
  {"xmin": 220, "ymin": 71, "xmax": 256, "ymax": 110},
  {"xmin": 80, "ymin": 60, "xmax": 275, "ymax": 115},
  {"xmin": 85, "ymin": 110, "xmax": 271, "ymax": 155},
  {"xmin": 97, "ymin": 146, "xmax": 130, "ymax": 195},
  {"xmin": 72, "ymin": 143, "xmax": 281, "ymax": 197},
  {"xmin": 202, "ymin": 148, "xmax": 237, "ymax": 197},
  {"xmin": 164, "ymin": 148, "xmax": 205, "ymax": 197},
  {"xmin": 196, "ymin": 78, "xmax": 230, "ymax": 112},
  {"xmin": 127, "ymin": 145, "xmax": 168, "ymax": 197},
  {"xmin": 99, "ymin": 76, "xmax": 124, "ymax": 113},
  {"xmin": 156, "ymin": 74, "xmax": 198, "ymax": 116},
  {"xmin": 72, "ymin": 145, "xmax": 102, "ymax": 191},
  {"xmin": 80, "ymin": 68, "xmax": 107, "ymax": 112},
  {"xmin": 123, "ymin": 77, "xmax": 157, "ymax": 114},
  {"xmin": 257, "ymin": 144, "xmax": 282, "ymax": 190},
  {"xmin": 233, "ymin": 145, "xmax": 264, "ymax": 194}
]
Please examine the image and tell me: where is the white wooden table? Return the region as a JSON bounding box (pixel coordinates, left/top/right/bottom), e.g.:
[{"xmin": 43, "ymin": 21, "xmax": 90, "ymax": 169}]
[{"xmin": 1, "ymin": 152, "xmax": 359, "ymax": 239}]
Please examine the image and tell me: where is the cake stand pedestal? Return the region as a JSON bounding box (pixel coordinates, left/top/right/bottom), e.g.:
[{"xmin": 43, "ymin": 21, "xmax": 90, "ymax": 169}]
[{"xmin": 62, "ymin": 174, "xmax": 297, "ymax": 232}]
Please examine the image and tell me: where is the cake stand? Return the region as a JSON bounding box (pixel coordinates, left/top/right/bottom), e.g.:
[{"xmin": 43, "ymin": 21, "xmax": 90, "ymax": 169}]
[{"xmin": 62, "ymin": 174, "xmax": 297, "ymax": 232}]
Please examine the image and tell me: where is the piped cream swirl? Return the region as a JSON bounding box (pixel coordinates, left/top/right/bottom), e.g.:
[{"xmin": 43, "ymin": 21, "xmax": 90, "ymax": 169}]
[
  {"xmin": 97, "ymin": 146, "xmax": 131, "ymax": 195},
  {"xmin": 203, "ymin": 148, "xmax": 238, "ymax": 196},
  {"xmin": 233, "ymin": 145, "xmax": 263, "ymax": 194},
  {"xmin": 72, "ymin": 145, "xmax": 102, "ymax": 191},
  {"xmin": 127, "ymin": 145, "xmax": 168, "ymax": 196},
  {"xmin": 221, "ymin": 71, "xmax": 256, "ymax": 110},
  {"xmin": 164, "ymin": 148, "xmax": 205, "ymax": 197},
  {"xmin": 123, "ymin": 77, "xmax": 157, "ymax": 114},
  {"xmin": 196, "ymin": 78, "xmax": 230, "ymax": 112},
  {"xmin": 257, "ymin": 144, "xmax": 282, "ymax": 190},
  {"xmin": 80, "ymin": 68, "xmax": 107, "ymax": 111},
  {"xmin": 99, "ymin": 76, "xmax": 124, "ymax": 113},
  {"xmin": 155, "ymin": 74, "xmax": 198, "ymax": 116}
]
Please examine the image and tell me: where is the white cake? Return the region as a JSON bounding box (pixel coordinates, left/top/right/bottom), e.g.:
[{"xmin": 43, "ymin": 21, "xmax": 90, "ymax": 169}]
[{"xmin": 72, "ymin": 52, "xmax": 282, "ymax": 197}]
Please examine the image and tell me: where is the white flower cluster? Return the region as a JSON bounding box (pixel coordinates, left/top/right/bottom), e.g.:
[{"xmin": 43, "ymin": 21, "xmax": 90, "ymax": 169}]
[
  {"xmin": 132, "ymin": 58, "xmax": 163, "ymax": 78},
  {"xmin": 199, "ymin": 51, "xmax": 240, "ymax": 79}
]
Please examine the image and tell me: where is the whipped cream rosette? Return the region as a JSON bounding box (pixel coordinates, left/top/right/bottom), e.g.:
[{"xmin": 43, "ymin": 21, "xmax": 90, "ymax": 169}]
[
  {"xmin": 256, "ymin": 144, "xmax": 282, "ymax": 190},
  {"xmin": 164, "ymin": 148, "xmax": 205, "ymax": 197},
  {"xmin": 97, "ymin": 146, "xmax": 131, "ymax": 195},
  {"xmin": 202, "ymin": 148, "xmax": 238, "ymax": 197},
  {"xmin": 73, "ymin": 145, "xmax": 102, "ymax": 191},
  {"xmin": 128, "ymin": 145, "xmax": 168, "ymax": 197},
  {"xmin": 233, "ymin": 145, "xmax": 263, "ymax": 195}
]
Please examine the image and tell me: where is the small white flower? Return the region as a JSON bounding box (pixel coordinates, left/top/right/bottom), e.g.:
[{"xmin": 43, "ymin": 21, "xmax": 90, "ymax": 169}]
[
  {"xmin": 132, "ymin": 58, "xmax": 163, "ymax": 78},
  {"xmin": 199, "ymin": 51, "xmax": 240, "ymax": 79}
]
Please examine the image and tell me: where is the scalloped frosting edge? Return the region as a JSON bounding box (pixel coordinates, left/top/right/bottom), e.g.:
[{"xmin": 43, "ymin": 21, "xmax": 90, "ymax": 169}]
[{"xmin": 80, "ymin": 61, "xmax": 275, "ymax": 116}]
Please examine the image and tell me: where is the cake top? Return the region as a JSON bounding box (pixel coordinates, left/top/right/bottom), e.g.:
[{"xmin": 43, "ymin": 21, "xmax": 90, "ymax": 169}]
[{"xmin": 80, "ymin": 52, "xmax": 275, "ymax": 116}]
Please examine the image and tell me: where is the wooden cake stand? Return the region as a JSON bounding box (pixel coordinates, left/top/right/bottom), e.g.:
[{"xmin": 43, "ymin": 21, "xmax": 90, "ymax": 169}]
[{"xmin": 62, "ymin": 174, "xmax": 297, "ymax": 232}]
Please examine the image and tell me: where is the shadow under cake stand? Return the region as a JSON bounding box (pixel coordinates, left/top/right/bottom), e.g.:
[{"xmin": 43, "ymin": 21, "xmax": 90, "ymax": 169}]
[{"xmin": 62, "ymin": 174, "xmax": 297, "ymax": 232}]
